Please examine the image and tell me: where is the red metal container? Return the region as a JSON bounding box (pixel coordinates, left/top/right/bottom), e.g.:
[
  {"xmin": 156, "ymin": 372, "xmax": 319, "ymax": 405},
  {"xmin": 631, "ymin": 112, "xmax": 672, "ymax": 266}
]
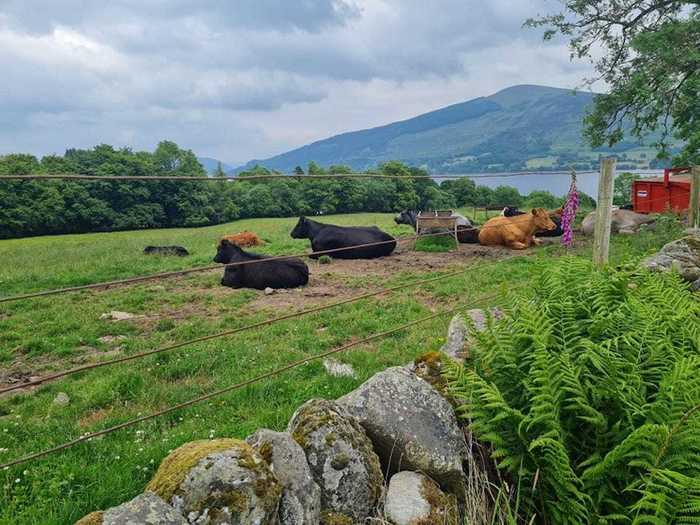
[{"xmin": 632, "ymin": 167, "xmax": 691, "ymax": 214}]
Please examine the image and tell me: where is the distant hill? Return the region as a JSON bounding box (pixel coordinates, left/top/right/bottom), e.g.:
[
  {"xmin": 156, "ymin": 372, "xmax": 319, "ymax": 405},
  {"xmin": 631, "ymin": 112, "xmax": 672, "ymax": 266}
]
[
  {"xmin": 197, "ymin": 157, "xmax": 234, "ymax": 175},
  {"xmin": 236, "ymin": 84, "xmax": 664, "ymax": 174}
]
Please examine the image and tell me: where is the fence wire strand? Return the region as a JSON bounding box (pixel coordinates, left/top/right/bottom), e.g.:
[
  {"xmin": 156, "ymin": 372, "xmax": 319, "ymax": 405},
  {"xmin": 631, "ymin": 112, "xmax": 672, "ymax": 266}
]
[
  {"xmin": 0, "ymin": 261, "xmax": 495, "ymax": 395},
  {"xmin": 0, "ymin": 295, "xmax": 498, "ymax": 470},
  {"xmin": 0, "ymin": 211, "xmax": 571, "ymax": 304},
  {"xmin": 0, "ymin": 171, "xmax": 606, "ymax": 181}
]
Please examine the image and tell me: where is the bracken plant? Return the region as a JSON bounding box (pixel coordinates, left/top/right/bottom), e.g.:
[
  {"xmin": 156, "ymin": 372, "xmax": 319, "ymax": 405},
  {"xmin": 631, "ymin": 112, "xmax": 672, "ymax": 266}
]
[{"xmin": 445, "ymin": 259, "xmax": 700, "ymax": 524}]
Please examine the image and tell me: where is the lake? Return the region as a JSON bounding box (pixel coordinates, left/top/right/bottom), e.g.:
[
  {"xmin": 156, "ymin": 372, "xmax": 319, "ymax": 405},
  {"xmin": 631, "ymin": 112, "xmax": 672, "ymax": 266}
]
[{"xmin": 434, "ymin": 169, "xmax": 664, "ymax": 198}]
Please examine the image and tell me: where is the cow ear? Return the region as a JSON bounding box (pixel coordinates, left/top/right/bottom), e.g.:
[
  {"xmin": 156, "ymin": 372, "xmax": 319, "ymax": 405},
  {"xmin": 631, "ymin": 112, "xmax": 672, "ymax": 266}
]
[{"xmin": 531, "ymin": 208, "xmax": 538, "ymax": 215}]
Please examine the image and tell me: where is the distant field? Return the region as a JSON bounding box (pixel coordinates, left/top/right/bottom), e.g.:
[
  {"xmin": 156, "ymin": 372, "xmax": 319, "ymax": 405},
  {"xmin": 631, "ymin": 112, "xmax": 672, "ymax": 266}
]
[{"xmin": 0, "ymin": 211, "xmax": 680, "ymax": 524}]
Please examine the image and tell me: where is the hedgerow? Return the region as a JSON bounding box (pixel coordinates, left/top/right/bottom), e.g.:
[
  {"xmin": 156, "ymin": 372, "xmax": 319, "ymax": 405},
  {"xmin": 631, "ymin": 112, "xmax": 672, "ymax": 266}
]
[{"xmin": 445, "ymin": 259, "xmax": 700, "ymax": 524}]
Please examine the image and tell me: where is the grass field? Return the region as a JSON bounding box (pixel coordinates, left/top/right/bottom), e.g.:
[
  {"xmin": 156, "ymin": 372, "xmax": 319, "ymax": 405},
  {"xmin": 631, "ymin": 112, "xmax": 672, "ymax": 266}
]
[{"xmin": 0, "ymin": 211, "xmax": 682, "ymax": 524}]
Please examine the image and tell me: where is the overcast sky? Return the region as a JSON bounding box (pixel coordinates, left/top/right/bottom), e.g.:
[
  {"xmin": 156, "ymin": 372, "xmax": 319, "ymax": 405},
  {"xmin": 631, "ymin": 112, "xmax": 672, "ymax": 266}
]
[{"xmin": 0, "ymin": 0, "xmax": 596, "ymax": 165}]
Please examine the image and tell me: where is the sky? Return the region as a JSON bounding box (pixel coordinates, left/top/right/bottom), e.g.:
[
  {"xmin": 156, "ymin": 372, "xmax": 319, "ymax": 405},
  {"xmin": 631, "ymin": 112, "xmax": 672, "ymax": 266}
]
[{"xmin": 0, "ymin": 0, "xmax": 596, "ymax": 166}]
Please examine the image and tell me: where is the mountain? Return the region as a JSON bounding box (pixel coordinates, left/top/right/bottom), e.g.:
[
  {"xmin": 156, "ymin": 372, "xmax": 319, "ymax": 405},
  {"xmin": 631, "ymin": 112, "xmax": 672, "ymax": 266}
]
[
  {"xmin": 197, "ymin": 157, "xmax": 234, "ymax": 175},
  {"xmin": 237, "ymin": 85, "xmax": 662, "ymax": 174}
]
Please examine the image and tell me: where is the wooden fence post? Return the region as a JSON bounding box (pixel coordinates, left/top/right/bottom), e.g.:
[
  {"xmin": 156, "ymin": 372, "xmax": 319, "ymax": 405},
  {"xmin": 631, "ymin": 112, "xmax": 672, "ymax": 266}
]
[
  {"xmin": 690, "ymin": 165, "xmax": 700, "ymax": 230},
  {"xmin": 593, "ymin": 157, "xmax": 616, "ymax": 266}
]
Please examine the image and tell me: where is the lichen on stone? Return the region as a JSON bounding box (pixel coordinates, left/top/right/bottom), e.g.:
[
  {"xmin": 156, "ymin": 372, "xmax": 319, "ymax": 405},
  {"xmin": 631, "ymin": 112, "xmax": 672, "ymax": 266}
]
[
  {"xmin": 414, "ymin": 477, "xmax": 459, "ymax": 525},
  {"xmin": 288, "ymin": 399, "xmax": 383, "ymax": 521},
  {"xmin": 146, "ymin": 438, "xmax": 281, "ymax": 524},
  {"xmin": 146, "ymin": 439, "xmax": 241, "ymax": 501},
  {"xmin": 331, "ymin": 452, "xmax": 350, "ymax": 470},
  {"xmin": 256, "ymin": 440, "xmax": 274, "ymax": 464},
  {"xmin": 412, "ymin": 351, "xmax": 457, "ymax": 406},
  {"xmin": 320, "ymin": 510, "xmax": 354, "ymax": 525},
  {"xmin": 74, "ymin": 511, "xmax": 104, "ymax": 525}
]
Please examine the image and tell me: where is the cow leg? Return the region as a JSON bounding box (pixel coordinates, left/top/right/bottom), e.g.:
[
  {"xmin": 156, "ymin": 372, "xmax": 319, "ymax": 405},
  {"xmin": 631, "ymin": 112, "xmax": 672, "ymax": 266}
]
[
  {"xmin": 507, "ymin": 241, "xmax": 528, "ymax": 250},
  {"xmin": 532, "ymin": 236, "xmax": 543, "ymax": 246}
]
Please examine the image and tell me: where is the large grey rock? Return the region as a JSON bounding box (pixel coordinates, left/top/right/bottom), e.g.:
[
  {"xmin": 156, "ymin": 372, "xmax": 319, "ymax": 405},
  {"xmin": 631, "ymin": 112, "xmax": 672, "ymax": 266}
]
[
  {"xmin": 75, "ymin": 492, "xmax": 187, "ymax": 525},
  {"xmin": 103, "ymin": 492, "xmax": 187, "ymax": 525},
  {"xmin": 466, "ymin": 308, "xmax": 503, "ymax": 333},
  {"xmin": 246, "ymin": 429, "xmax": 322, "ymax": 525},
  {"xmin": 581, "ymin": 208, "xmax": 655, "ymax": 236},
  {"xmin": 146, "ymin": 439, "xmax": 282, "ymax": 525},
  {"xmin": 287, "ymin": 399, "xmax": 382, "ymax": 523},
  {"xmin": 440, "ymin": 315, "xmax": 468, "ymax": 361},
  {"xmin": 339, "ymin": 367, "xmax": 467, "ymax": 493},
  {"xmin": 642, "ymin": 234, "xmax": 700, "ymax": 289},
  {"xmin": 384, "ymin": 471, "xmax": 458, "ymax": 525}
]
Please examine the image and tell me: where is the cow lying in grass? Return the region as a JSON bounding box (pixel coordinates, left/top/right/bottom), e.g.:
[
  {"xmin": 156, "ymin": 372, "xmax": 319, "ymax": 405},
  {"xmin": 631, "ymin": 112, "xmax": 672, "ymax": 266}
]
[
  {"xmin": 221, "ymin": 231, "xmax": 263, "ymax": 248},
  {"xmin": 143, "ymin": 245, "xmax": 189, "ymax": 256},
  {"xmin": 479, "ymin": 208, "xmax": 557, "ymax": 249},
  {"xmin": 290, "ymin": 216, "xmax": 396, "ymax": 259},
  {"xmin": 501, "ymin": 207, "xmax": 564, "ymax": 237},
  {"xmin": 581, "ymin": 208, "xmax": 655, "ymax": 235},
  {"xmin": 213, "ymin": 240, "xmax": 309, "ymax": 290}
]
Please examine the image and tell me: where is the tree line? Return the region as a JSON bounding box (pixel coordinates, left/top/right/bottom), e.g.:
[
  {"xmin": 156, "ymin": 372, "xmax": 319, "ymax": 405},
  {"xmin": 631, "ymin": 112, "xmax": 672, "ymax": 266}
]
[{"xmin": 0, "ymin": 142, "xmax": 594, "ymax": 239}]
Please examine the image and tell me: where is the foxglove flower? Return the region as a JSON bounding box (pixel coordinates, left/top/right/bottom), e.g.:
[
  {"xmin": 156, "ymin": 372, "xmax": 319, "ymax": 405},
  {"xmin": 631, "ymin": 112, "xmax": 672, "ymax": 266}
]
[{"xmin": 561, "ymin": 172, "xmax": 579, "ymax": 248}]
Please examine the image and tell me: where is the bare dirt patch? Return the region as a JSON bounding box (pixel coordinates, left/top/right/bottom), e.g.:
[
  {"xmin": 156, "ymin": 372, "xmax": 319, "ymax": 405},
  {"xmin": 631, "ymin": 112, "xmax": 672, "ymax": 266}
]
[{"xmin": 245, "ymin": 244, "xmax": 517, "ymax": 313}]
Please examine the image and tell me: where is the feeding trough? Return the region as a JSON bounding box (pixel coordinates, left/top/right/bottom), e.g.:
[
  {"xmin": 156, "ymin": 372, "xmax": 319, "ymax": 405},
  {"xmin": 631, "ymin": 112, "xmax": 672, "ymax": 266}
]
[{"xmin": 415, "ymin": 210, "xmax": 460, "ymax": 244}]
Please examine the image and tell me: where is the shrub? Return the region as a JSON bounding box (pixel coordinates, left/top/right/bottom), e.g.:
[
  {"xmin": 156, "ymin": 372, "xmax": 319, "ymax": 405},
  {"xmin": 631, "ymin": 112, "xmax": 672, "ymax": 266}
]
[
  {"xmin": 318, "ymin": 255, "xmax": 332, "ymax": 265},
  {"xmin": 445, "ymin": 259, "xmax": 700, "ymax": 524}
]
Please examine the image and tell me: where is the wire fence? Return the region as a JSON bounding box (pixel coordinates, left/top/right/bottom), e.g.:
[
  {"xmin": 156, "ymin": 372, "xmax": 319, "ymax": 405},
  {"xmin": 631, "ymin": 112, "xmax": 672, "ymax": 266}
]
[
  {"xmin": 0, "ymin": 293, "xmax": 501, "ymax": 470},
  {"xmin": 0, "ymin": 170, "xmax": 605, "ymax": 181},
  {"xmin": 0, "ymin": 260, "xmax": 496, "ymax": 395}
]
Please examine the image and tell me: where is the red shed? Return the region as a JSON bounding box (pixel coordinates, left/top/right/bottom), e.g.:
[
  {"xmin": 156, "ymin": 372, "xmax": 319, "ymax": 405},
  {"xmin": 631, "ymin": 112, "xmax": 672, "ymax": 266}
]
[{"xmin": 632, "ymin": 167, "xmax": 691, "ymax": 214}]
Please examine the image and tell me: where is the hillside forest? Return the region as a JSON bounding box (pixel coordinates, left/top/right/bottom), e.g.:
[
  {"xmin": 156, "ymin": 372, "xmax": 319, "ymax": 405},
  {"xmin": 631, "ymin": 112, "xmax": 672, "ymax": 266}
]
[{"xmin": 0, "ymin": 141, "xmax": 597, "ymax": 239}]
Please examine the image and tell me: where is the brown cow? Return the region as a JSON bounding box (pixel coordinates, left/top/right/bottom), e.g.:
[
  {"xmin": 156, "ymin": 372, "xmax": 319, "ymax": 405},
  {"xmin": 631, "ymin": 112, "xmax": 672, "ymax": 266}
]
[
  {"xmin": 478, "ymin": 208, "xmax": 557, "ymax": 249},
  {"xmin": 220, "ymin": 231, "xmax": 263, "ymax": 248}
]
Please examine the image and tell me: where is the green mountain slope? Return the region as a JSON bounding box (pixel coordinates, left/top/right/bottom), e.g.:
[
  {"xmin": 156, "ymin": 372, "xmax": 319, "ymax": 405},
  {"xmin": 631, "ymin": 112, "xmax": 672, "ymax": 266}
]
[{"xmin": 237, "ymin": 85, "xmax": 662, "ymax": 173}]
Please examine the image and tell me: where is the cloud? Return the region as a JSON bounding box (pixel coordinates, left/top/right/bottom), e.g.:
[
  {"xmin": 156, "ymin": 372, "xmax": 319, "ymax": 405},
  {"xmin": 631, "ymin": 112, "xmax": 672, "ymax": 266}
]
[{"xmin": 0, "ymin": 0, "xmax": 594, "ymax": 164}]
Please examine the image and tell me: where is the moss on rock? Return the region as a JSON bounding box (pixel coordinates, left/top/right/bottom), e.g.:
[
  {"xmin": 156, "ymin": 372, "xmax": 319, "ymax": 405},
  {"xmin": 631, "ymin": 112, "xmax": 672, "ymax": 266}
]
[
  {"xmin": 74, "ymin": 511, "xmax": 104, "ymax": 525},
  {"xmin": 288, "ymin": 399, "xmax": 382, "ymax": 522},
  {"xmin": 146, "ymin": 438, "xmax": 242, "ymax": 501},
  {"xmin": 415, "ymin": 476, "xmax": 459, "ymax": 525},
  {"xmin": 413, "ymin": 351, "xmax": 459, "ymax": 406},
  {"xmin": 147, "ymin": 438, "xmax": 281, "ymax": 524},
  {"xmin": 320, "ymin": 510, "xmax": 354, "ymax": 525}
]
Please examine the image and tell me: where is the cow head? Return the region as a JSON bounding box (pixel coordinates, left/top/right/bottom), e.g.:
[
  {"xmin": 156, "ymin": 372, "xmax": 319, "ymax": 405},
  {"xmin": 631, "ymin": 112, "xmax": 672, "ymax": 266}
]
[
  {"xmin": 290, "ymin": 216, "xmax": 310, "ymax": 239},
  {"xmin": 502, "ymin": 206, "xmax": 524, "ymax": 217},
  {"xmin": 531, "ymin": 208, "xmax": 557, "ymax": 231},
  {"xmin": 549, "ymin": 207, "xmax": 564, "ymax": 218},
  {"xmin": 394, "ymin": 210, "xmax": 417, "ymax": 227},
  {"xmin": 213, "ymin": 239, "xmax": 245, "ymax": 263}
]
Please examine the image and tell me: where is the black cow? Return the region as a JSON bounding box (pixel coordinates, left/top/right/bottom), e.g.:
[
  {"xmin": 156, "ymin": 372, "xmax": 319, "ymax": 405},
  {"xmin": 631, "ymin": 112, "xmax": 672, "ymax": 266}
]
[
  {"xmin": 394, "ymin": 210, "xmax": 419, "ymax": 230},
  {"xmin": 144, "ymin": 245, "xmax": 189, "ymax": 256},
  {"xmin": 290, "ymin": 216, "xmax": 396, "ymax": 259},
  {"xmin": 213, "ymin": 240, "xmax": 309, "ymax": 290},
  {"xmin": 501, "ymin": 207, "xmax": 564, "ymax": 237}
]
